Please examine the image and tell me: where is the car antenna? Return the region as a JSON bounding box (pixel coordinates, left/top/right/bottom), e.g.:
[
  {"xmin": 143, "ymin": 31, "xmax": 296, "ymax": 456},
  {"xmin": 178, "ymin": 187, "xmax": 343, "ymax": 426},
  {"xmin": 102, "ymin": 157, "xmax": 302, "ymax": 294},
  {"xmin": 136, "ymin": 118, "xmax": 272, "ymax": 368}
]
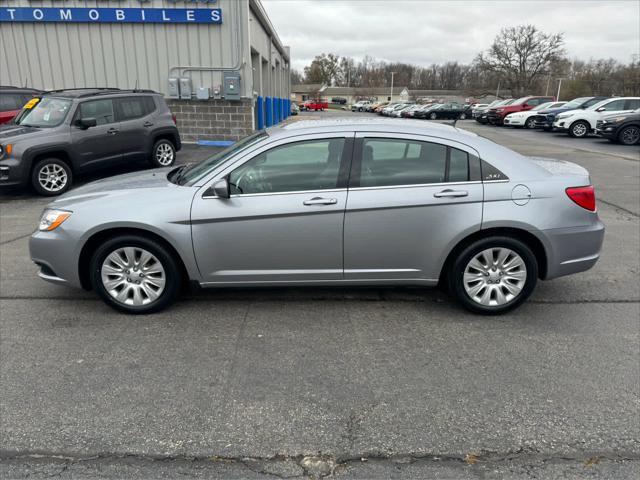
[{"xmin": 134, "ymin": 78, "xmax": 139, "ymax": 92}]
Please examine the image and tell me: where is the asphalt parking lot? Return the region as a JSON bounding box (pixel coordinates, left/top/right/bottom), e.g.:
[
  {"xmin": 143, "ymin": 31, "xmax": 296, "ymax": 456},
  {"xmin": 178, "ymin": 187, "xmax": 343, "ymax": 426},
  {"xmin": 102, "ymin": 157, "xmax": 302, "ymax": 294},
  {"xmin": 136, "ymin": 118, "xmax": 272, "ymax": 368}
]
[{"xmin": 1, "ymin": 111, "xmax": 639, "ymax": 479}]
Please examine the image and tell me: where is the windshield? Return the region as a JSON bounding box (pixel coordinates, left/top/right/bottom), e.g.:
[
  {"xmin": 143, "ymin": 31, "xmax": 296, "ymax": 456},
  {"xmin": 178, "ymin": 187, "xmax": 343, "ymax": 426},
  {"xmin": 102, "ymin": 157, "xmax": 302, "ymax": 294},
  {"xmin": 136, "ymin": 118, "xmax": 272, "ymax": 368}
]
[
  {"xmin": 561, "ymin": 97, "xmax": 590, "ymax": 110},
  {"xmin": 512, "ymin": 97, "xmax": 530, "ymax": 105},
  {"xmin": 17, "ymin": 97, "xmax": 72, "ymax": 128},
  {"xmin": 178, "ymin": 131, "xmax": 268, "ymax": 185},
  {"xmin": 533, "ymin": 102, "xmax": 556, "ymax": 111}
]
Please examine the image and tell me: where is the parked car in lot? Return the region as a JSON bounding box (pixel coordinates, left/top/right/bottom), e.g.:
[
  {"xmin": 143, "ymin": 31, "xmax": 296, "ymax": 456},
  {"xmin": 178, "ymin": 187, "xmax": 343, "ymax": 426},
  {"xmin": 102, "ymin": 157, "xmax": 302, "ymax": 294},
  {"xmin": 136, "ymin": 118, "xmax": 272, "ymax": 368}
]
[
  {"xmin": 351, "ymin": 100, "xmax": 372, "ymax": 112},
  {"xmin": 487, "ymin": 96, "xmax": 556, "ymax": 126},
  {"xmin": 503, "ymin": 101, "xmax": 566, "ymax": 128},
  {"xmin": 301, "ymin": 99, "xmax": 328, "ymax": 111},
  {"xmin": 595, "ymin": 109, "xmax": 640, "ymax": 145},
  {"xmin": 475, "ymin": 99, "xmax": 514, "ymax": 124},
  {"xmin": 331, "ymin": 97, "xmax": 347, "ymax": 105},
  {"xmin": 391, "ymin": 104, "xmax": 416, "ymax": 117},
  {"xmin": 401, "ymin": 104, "xmax": 432, "ymax": 118},
  {"xmin": 532, "ymin": 96, "xmax": 609, "ymax": 131},
  {"xmin": 472, "ymin": 100, "xmax": 501, "ymax": 119},
  {"xmin": 422, "ymin": 103, "xmax": 472, "ymax": 120},
  {"xmin": 553, "ymin": 97, "xmax": 640, "ymax": 137},
  {"xmin": 366, "ymin": 101, "xmax": 387, "ymax": 112},
  {"xmin": 0, "ymin": 86, "xmax": 41, "ymax": 124},
  {"xmin": 0, "ymin": 88, "xmax": 180, "ymax": 196},
  {"xmin": 30, "ymin": 119, "xmax": 604, "ymax": 315},
  {"xmin": 290, "ymin": 102, "xmax": 300, "ymax": 115}
]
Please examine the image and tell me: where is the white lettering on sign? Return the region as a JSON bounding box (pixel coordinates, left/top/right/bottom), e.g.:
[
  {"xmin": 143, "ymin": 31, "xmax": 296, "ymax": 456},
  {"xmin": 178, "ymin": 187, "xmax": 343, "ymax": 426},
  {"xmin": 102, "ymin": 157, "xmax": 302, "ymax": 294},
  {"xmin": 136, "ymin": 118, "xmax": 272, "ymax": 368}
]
[
  {"xmin": 88, "ymin": 9, "xmax": 99, "ymax": 20},
  {"xmin": 6, "ymin": 8, "xmax": 15, "ymax": 19},
  {"xmin": 211, "ymin": 9, "xmax": 220, "ymax": 21},
  {"xmin": 32, "ymin": 9, "xmax": 43, "ymax": 20},
  {"xmin": 186, "ymin": 10, "xmax": 194, "ymax": 21},
  {"xmin": 60, "ymin": 9, "xmax": 72, "ymax": 20},
  {"xmin": 141, "ymin": 10, "xmax": 146, "ymax": 21},
  {"xmin": 115, "ymin": 9, "xmax": 125, "ymax": 20},
  {"xmin": 162, "ymin": 10, "xmax": 171, "ymax": 21}
]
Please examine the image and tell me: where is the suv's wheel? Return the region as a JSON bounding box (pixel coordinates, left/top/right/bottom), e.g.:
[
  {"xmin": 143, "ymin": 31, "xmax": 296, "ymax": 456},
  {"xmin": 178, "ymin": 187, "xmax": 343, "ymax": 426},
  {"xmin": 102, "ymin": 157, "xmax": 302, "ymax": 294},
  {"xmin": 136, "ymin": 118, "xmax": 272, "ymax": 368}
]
[
  {"xmin": 150, "ymin": 139, "xmax": 176, "ymax": 168},
  {"xmin": 31, "ymin": 158, "xmax": 72, "ymax": 196},
  {"xmin": 568, "ymin": 120, "xmax": 590, "ymax": 138},
  {"xmin": 525, "ymin": 117, "xmax": 535, "ymax": 129},
  {"xmin": 448, "ymin": 236, "xmax": 538, "ymax": 315},
  {"xmin": 618, "ymin": 125, "xmax": 640, "ymax": 145},
  {"xmin": 429, "ymin": 112, "xmax": 438, "ymax": 120},
  {"xmin": 90, "ymin": 235, "xmax": 182, "ymax": 314}
]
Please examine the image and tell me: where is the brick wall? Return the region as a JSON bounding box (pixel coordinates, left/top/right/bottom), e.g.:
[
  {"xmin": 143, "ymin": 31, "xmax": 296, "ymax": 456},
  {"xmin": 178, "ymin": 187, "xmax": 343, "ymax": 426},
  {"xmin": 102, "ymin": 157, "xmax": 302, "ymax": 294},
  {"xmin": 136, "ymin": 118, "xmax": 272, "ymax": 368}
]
[{"xmin": 166, "ymin": 99, "xmax": 254, "ymax": 143}]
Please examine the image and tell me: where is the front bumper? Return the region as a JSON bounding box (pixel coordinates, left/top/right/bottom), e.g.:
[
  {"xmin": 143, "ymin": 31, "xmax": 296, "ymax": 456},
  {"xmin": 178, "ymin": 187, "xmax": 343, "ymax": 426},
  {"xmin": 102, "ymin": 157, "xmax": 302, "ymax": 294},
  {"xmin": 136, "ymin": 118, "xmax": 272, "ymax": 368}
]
[
  {"xmin": 595, "ymin": 121, "xmax": 620, "ymax": 139},
  {"xmin": 543, "ymin": 220, "xmax": 605, "ymax": 280},
  {"xmin": 503, "ymin": 116, "xmax": 524, "ymax": 126},
  {"xmin": 0, "ymin": 158, "xmax": 29, "ymax": 188},
  {"xmin": 29, "ymin": 229, "xmax": 83, "ymax": 288}
]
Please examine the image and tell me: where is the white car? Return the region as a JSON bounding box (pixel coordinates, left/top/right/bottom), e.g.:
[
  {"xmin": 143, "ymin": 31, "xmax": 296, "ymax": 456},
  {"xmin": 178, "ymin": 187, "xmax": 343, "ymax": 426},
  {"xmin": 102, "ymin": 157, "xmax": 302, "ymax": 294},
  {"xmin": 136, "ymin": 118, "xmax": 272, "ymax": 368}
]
[
  {"xmin": 553, "ymin": 97, "xmax": 640, "ymax": 137},
  {"xmin": 351, "ymin": 100, "xmax": 372, "ymax": 112},
  {"xmin": 503, "ymin": 101, "xmax": 566, "ymax": 128}
]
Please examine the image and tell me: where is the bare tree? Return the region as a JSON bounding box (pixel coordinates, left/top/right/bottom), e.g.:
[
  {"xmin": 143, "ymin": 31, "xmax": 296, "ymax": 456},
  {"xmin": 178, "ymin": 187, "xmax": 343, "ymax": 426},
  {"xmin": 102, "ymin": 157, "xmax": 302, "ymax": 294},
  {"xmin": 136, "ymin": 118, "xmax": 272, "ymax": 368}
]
[
  {"xmin": 290, "ymin": 69, "xmax": 305, "ymax": 85},
  {"xmin": 303, "ymin": 53, "xmax": 342, "ymax": 85},
  {"xmin": 476, "ymin": 25, "xmax": 565, "ymax": 96}
]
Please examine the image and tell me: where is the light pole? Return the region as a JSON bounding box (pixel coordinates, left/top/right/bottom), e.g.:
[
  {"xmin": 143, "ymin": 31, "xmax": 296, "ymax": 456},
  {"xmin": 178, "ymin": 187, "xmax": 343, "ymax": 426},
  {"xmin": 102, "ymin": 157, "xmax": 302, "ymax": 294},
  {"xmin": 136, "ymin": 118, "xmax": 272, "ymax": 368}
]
[
  {"xmin": 556, "ymin": 78, "xmax": 564, "ymax": 101},
  {"xmin": 390, "ymin": 72, "xmax": 396, "ymax": 102}
]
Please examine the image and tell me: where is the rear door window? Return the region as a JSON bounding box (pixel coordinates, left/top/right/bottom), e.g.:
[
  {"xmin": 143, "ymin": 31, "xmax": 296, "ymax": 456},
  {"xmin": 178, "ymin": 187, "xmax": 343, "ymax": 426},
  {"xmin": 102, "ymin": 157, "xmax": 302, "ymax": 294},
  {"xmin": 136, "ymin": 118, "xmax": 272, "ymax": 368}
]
[
  {"xmin": 625, "ymin": 99, "xmax": 640, "ymax": 110},
  {"xmin": 77, "ymin": 99, "xmax": 115, "ymax": 125}
]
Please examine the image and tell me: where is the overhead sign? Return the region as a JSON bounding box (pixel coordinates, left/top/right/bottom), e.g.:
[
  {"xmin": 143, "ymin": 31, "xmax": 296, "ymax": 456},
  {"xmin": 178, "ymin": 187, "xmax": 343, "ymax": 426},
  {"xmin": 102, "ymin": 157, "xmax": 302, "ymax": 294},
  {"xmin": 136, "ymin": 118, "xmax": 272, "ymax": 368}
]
[{"xmin": 0, "ymin": 8, "xmax": 222, "ymax": 24}]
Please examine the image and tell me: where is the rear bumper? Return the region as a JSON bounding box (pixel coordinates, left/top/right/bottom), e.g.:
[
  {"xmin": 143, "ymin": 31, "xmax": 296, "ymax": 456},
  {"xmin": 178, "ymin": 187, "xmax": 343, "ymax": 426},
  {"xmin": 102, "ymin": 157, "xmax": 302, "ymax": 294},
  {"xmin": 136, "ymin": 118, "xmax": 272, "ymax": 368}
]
[{"xmin": 542, "ymin": 220, "xmax": 605, "ymax": 280}]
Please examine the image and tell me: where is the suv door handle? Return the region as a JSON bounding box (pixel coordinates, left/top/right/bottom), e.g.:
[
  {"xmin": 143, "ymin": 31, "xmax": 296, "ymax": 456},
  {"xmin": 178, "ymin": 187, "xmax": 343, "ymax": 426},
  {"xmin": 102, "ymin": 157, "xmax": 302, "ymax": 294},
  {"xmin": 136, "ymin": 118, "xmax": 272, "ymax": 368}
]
[
  {"xmin": 434, "ymin": 189, "xmax": 468, "ymax": 198},
  {"xmin": 303, "ymin": 197, "xmax": 338, "ymax": 206},
  {"xmin": 107, "ymin": 128, "xmax": 119, "ymax": 135},
  {"xmin": 143, "ymin": 121, "xmax": 154, "ymax": 127}
]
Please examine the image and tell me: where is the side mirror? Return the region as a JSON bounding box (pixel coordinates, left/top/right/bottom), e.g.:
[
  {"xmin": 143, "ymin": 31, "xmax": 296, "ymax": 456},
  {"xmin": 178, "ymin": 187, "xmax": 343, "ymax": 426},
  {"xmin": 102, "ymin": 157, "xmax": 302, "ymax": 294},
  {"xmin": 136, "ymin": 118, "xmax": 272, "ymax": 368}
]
[
  {"xmin": 77, "ymin": 117, "xmax": 97, "ymax": 129},
  {"xmin": 596, "ymin": 107, "xmax": 606, "ymax": 112},
  {"xmin": 212, "ymin": 178, "xmax": 230, "ymax": 198}
]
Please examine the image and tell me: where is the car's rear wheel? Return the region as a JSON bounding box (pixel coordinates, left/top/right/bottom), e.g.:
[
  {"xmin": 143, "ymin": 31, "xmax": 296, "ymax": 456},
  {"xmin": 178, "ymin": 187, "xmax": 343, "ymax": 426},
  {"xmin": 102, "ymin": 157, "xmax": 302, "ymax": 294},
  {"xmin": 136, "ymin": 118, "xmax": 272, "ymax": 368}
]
[
  {"xmin": 618, "ymin": 125, "xmax": 640, "ymax": 145},
  {"xmin": 31, "ymin": 158, "xmax": 73, "ymax": 196},
  {"xmin": 568, "ymin": 120, "xmax": 590, "ymax": 138},
  {"xmin": 525, "ymin": 117, "xmax": 535, "ymax": 129},
  {"xmin": 149, "ymin": 139, "xmax": 176, "ymax": 168},
  {"xmin": 429, "ymin": 112, "xmax": 438, "ymax": 120},
  {"xmin": 90, "ymin": 235, "xmax": 181, "ymax": 314},
  {"xmin": 448, "ymin": 237, "xmax": 538, "ymax": 315},
  {"xmin": 459, "ymin": 112, "xmax": 467, "ymax": 120}
]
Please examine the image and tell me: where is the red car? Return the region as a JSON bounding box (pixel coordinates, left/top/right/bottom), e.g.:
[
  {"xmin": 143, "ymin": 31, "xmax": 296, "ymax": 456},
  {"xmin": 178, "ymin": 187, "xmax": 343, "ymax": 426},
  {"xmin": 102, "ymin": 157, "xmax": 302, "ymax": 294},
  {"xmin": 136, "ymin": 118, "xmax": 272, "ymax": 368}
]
[
  {"xmin": 0, "ymin": 87, "xmax": 41, "ymax": 124},
  {"xmin": 301, "ymin": 98, "xmax": 328, "ymax": 111},
  {"xmin": 487, "ymin": 96, "xmax": 556, "ymax": 126}
]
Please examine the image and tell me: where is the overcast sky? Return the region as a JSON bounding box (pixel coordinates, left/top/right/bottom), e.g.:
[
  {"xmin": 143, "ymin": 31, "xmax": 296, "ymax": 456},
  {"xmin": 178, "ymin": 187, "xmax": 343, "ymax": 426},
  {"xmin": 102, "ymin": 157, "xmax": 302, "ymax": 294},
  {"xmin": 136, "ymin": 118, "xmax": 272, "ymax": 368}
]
[{"xmin": 262, "ymin": 0, "xmax": 640, "ymax": 71}]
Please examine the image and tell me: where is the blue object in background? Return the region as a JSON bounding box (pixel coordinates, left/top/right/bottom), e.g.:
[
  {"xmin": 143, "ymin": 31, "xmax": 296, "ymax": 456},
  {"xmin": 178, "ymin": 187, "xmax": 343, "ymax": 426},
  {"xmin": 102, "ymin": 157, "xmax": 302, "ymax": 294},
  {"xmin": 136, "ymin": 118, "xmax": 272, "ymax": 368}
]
[
  {"xmin": 256, "ymin": 96, "xmax": 264, "ymax": 130},
  {"xmin": 265, "ymin": 97, "xmax": 272, "ymax": 127}
]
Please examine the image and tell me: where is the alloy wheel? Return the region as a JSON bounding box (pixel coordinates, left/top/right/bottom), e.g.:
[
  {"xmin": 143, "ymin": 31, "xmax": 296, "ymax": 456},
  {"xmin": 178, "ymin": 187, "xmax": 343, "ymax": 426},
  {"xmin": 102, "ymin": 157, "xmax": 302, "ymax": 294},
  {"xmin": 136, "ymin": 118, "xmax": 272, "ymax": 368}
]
[
  {"xmin": 571, "ymin": 122, "xmax": 588, "ymax": 137},
  {"xmin": 621, "ymin": 126, "xmax": 640, "ymax": 145},
  {"xmin": 38, "ymin": 163, "xmax": 68, "ymax": 193},
  {"xmin": 101, "ymin": 247, "xmax": 166, "ymax": 306},
  {"xmin": 463, "ymin": 247, "xmax": 527, "ymax": 307},
  {"xmin": 155, "ymin": 143, "xmax": 175, "ymax": 166}
]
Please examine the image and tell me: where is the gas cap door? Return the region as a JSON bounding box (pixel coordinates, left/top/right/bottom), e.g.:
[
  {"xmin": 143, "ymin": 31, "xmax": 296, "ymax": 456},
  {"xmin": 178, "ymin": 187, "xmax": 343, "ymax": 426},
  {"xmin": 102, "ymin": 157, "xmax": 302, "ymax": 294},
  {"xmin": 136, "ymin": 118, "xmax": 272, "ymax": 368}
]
[{"xmin": 511, "ymin": 184, "xmax": 532, "ymax": 206}]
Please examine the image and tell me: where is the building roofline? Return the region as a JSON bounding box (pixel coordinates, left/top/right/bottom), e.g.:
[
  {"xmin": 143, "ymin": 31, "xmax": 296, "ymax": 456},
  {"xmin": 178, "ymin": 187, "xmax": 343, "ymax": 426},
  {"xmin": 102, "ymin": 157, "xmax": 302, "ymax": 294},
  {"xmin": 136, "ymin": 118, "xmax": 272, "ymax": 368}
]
[{"xmin": 250, "ymin": 0, "xmax": 289, "ymax": 62}]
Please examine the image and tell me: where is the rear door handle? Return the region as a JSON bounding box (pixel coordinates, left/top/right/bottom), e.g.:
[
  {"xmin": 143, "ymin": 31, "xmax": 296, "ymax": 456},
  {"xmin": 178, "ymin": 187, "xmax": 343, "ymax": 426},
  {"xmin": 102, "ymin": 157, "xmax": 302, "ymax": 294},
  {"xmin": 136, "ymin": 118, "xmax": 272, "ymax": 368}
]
[
  {"xmin": 434, "ymin": 189, "xmax": 468, "ymax": 198},
  {"xmin": 303, "ymin": 197, "xmax": 338, "ymax": 206},
  {"xmin": 143, "ymin": 121, "xmax": 154, "ymax": 127},
  {"xmin": 107, "ymin": 128, "xmax": 119, "ymax": 135}
]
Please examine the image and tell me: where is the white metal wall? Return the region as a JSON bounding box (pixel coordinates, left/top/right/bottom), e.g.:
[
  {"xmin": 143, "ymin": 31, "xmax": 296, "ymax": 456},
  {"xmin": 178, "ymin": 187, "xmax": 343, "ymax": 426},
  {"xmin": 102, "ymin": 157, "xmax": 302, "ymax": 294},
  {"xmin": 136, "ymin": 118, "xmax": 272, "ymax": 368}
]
[{"xmin": 0, "ymin": 0, "xmax": 289, "ymax": 98}]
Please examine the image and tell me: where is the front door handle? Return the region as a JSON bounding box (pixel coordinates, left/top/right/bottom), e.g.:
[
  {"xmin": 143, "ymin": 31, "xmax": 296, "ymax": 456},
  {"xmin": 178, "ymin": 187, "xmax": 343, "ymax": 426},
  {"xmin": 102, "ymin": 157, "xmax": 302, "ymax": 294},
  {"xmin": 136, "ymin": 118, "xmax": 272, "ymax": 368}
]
[
  {"xmin": 143, "ymin": 121, "xmax": 154, "ymax": 127},
  {"xmin": 434, "ymin": 189, "xmax": 468, "ymax": 198},
  {"xmin": 303, "ymin": 197, "xmax": 338, "ymax": 206},
  {"xmin": 107, "ymin": 128, "xmax": 119, "ymax": 135}
]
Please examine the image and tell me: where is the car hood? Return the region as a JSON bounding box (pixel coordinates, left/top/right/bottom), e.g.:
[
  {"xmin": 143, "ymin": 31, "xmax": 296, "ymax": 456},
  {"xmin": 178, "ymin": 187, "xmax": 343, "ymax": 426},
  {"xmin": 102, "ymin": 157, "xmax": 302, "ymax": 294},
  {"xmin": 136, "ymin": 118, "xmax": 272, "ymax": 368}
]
[
  {"xmin": 538, "ymin": 106, "xmax": 579, "ymax": 115},
  {"xmin": 0, "ymin": 123, "xmax": 45, "ymax": 141},
  {"xmin": 602, "ymin": 112, "xmax": 640, "ymax": 121}
]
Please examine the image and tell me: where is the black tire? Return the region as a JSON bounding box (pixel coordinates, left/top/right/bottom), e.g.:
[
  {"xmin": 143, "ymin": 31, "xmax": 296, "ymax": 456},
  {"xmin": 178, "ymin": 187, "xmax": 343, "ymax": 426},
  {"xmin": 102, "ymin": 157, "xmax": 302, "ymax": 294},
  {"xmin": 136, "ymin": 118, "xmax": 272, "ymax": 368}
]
[
  {"xmin": 429, "ymin": 112, "xmax": 437, "ymax": 120},
  {"xmin": 618, "ymin": 125, "xmax": 640, "ymax": 145},
  {"xmin": 447, "ymin": 236, "xmax": 538, "ymax": 315},
  {"xmin": 31, "ymin": 158, "xmax": 73, "ymax": 196},
  {"xmin": 525, "ymin": 117, "xmax": 535, "ymax": 129},
  {"xmin": 459, "ymin": 113, "xmax": 467, "ymax": 120},
  {"xmin": 149, "ymin": 138, "xmax": 176, "ymax": 168},
  {"xmin": 90, "ymin": 235, "xmax": 182, "ymax": 314},
  {"xmin": 568, "ymin": 120, "xmax": 590, "ymax": 138}
]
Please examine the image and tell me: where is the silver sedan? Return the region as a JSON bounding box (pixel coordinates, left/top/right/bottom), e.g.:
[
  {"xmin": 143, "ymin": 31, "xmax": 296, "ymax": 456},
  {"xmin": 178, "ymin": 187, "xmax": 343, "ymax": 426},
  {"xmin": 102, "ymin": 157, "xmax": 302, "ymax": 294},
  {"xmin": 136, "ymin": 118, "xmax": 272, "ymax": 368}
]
[{"xmin": 30, "ymin": 119, "xmax": 604, "ymax": 314}]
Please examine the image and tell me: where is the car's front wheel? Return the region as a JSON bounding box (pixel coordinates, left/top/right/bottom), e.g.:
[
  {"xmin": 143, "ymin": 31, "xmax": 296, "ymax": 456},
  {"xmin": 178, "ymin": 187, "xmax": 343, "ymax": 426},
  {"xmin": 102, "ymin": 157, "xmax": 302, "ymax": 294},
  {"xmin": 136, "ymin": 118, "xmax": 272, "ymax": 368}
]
[
  {"xmin": 618, "ymin": 125, "xmax": 640, "ymax": 145},
  {"xmin": 429, "ymin": 112, "xmax": 438, "ymax": 120},
  {"xmin": 90, "ymin": 235, "xmax": 182, "ymax": 314},
  {"xmin": 31, "ymin": 158, "xmax": 73, "ymax": 196},
  {"xmin": 448, "ymin": 237, "xmax": 538, "ymax": 315},
  {"xmin": 525, "ymin": 117, "xmax": 535, "ymax": 129},
  {"xmin": 149, "ymin": 139, "xmax": 176, "ymax": 168},
  {"xmin": 568, "ymin": 120, "xmax": 590, "ymax": 138},
  {"xmin": 459, "ymin": 112, "xmax": 467, "ymax": 120}
]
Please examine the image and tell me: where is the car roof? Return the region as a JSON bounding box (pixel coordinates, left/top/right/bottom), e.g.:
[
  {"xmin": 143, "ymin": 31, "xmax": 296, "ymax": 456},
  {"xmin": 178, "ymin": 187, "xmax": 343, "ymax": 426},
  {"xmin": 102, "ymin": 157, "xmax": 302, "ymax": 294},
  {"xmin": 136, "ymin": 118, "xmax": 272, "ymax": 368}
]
[
  {"xmin": 0, "ymin": 86, "xmax": 41, "ymax": 94},
  {"xmin": 40, "ymin": 88, "xmax": 158, "ymax": 99}
]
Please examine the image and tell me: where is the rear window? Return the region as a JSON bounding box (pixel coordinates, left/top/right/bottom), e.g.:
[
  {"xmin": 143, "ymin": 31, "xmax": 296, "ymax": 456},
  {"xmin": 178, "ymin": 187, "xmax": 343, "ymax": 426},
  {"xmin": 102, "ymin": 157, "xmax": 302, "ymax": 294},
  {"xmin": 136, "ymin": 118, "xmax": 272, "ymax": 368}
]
[
  {"xmin": 0, "ymin": 94, "xmax": 25, "ymax": 111},
  {"xmin": 115, "ymin": 96, "xmax": 155, "ymax": 121}
]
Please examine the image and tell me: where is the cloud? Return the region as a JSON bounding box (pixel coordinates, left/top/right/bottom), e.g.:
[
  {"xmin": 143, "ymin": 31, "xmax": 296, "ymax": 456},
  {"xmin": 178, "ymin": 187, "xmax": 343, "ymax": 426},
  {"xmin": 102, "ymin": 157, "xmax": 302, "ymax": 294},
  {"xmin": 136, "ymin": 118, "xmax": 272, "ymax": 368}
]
[{"xmin": 262, "ymin": 0, "xmax": 640, "ymax": 70}]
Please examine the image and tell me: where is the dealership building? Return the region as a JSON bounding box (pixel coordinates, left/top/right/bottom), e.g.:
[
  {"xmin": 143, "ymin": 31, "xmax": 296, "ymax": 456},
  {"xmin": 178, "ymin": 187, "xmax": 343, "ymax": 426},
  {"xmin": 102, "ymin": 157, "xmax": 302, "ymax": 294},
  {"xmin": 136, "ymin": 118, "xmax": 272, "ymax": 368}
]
[{"xmin": 0, "ymin": 0, "xmax": 291, "ymax": 142}]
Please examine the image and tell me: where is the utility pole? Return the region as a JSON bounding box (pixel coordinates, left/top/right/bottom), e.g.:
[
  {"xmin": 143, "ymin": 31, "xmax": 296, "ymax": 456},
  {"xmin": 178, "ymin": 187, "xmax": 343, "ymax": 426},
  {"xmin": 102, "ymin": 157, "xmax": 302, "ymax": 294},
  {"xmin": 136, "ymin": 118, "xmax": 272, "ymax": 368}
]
[
  {"xmin": 556, "ymin": 78, "xmax": 564, "ymax": 101},
  {"xmin": 390, "ymin": 72, "xmax": 396, "ymax": 102},
  {"xmin": 545, "ymin": 74, "xmax": 551, "ymax": 96},
  {"xmin": 495, "ymin": 80, "xmax": 501, "ymax": 98}
]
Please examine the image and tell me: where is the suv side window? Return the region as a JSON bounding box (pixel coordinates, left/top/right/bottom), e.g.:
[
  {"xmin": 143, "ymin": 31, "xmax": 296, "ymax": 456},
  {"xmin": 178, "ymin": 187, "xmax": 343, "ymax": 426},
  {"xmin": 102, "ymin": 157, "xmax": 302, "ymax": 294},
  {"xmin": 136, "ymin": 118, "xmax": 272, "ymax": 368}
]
[
  {"xmin": 78, "ymin": 99, "xmax": 115, "ymax": 125},
  {"xmin": 229, "ymin": 138, "xmax": 346, "ymax": 195},
  {"xmin": 601, "ymin": 99, "xmax": 626, "ymax": 111},
  {"xmin": 143, "ymin": 96, "xmax": 156, "ymax": 114},
  {"xmin": 116, "ymin": 97, "xmax": 149, "ymax": 121},
  {"xmin": 625, "ymin": 99, "xmax": 640, "ymax": 110}
]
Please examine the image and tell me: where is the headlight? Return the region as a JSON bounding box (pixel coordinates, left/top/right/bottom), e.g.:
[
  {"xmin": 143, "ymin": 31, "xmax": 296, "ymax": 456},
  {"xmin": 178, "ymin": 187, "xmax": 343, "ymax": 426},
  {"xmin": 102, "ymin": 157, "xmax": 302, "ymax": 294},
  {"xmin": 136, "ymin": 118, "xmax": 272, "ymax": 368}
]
[
  {"xmin": 557, "ymin": 113, "xmax": 573, "ymax": 119},
  {"xmin": 496, "ymin": 109, "xmax": 504, "ymax": 113},
  {"xmin": 39, "ymin": 209, "xmax": 72, "ymax": 231},
  {"xmin": 605, "ymin": 116, "xmax": 626, "ymax": 123}
]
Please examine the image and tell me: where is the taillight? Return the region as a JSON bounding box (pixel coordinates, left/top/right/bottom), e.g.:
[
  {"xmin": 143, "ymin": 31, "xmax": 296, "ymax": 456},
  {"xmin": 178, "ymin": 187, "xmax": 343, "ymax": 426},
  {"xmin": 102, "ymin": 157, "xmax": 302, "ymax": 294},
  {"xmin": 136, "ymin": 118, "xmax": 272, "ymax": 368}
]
[
  {"xmin": 566, "ymin": 185, "xmax": 596, "ymax": 211},
  {"xmin": 171, "ymin": 113, "xmax": 177, "ymax": 124}
]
